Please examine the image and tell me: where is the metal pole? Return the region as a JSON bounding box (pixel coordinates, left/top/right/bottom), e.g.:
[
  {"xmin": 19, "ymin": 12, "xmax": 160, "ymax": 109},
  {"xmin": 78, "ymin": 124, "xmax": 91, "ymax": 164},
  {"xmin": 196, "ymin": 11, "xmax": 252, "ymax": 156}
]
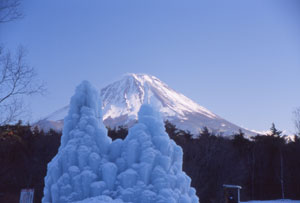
[{"xmin": 238, "ymin": 188, "xmax": 240, "ymax": 203}]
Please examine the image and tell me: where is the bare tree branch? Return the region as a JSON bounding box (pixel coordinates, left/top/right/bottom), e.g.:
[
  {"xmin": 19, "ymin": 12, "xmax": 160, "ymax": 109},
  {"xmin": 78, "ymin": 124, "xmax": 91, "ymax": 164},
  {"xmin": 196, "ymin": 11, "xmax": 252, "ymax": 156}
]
[
  {"xmin": 0, "ymin": 1, "xmax": 40, "ymax": 125},
  {"xmin": 0, "ymin": 0, "xmax": 23, "ymax": 23},
  {"xmin": 0, "ymin": 46, "xmax": 45, "ymax": 125}
]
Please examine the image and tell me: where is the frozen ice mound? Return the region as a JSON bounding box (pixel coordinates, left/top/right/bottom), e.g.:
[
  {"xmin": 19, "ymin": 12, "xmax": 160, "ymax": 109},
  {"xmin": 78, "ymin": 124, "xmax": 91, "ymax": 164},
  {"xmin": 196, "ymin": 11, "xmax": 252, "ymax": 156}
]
[{"xmin": 42, "ymin": 81, "xmax": 199, "ymax": 203}]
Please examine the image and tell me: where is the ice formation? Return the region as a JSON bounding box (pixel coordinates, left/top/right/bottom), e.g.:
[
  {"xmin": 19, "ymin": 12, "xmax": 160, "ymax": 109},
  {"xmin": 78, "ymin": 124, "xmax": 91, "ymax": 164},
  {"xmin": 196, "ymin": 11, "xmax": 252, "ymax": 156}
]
[{"xmin": 42, "ymin": 81, "xmax": 199, "ymax": 203}]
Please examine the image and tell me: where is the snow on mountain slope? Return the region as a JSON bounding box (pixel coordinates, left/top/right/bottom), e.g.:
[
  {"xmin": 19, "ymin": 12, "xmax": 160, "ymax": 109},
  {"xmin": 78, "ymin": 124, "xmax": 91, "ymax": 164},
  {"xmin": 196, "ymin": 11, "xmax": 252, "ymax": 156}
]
[{"xmin": 35, "ymin": 73, "xmax": 255, "ymax": 136}]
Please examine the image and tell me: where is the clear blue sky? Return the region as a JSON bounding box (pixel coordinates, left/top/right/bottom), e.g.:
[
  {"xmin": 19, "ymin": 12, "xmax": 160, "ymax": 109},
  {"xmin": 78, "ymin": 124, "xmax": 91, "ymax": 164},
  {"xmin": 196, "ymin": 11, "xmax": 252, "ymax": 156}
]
[{"xmin": 1, "ymin": 0, "xmax": 299, "ymax": 133}]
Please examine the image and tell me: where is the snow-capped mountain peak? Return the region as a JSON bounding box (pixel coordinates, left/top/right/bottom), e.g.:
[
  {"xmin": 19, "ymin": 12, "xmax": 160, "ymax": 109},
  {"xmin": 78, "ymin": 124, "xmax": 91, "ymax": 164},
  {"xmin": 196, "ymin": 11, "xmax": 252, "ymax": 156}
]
[
  {"xmin": 36, "ymin": 73, "xmax": 255, "ymax": 136},
  {"xmin": 101, "ymin": 73, "xmax": 217, "ymax": 122}
]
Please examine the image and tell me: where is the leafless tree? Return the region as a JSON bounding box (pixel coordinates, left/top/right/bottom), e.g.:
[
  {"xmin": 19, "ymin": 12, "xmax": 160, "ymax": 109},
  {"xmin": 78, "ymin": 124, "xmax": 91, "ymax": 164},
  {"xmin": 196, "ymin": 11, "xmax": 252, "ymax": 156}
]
[
  {"xmin": 0, "ymin": 0, "xmax": 45, "ymax": 124},
  {"xmin": 0, "ymin": 0, "xmax": 23, "ymax": 23},
  {"xmin": 0, "ymin": 46, "xmax": 45, "ymax": 124},
  {"xmin": 293, "ymin": 107, "xmax": 300, "ymax": 135}
]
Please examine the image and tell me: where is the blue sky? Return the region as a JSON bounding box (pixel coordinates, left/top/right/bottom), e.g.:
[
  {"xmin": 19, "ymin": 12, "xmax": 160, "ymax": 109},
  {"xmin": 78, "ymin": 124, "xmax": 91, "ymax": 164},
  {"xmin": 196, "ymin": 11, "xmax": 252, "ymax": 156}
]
[{"xmin": 1, "ymin": 0, "xmax": 299, "ymax": 133}]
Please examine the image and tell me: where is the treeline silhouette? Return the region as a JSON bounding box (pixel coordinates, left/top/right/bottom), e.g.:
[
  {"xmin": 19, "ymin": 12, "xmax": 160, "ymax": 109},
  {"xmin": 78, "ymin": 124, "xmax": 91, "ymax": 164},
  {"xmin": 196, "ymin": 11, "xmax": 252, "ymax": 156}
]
[
  {"xmin": 0, "ymin": 121, "xmax": 300, "ymax": 202},
  {"xmin": 0, "ymin": 121, "xmax": 61, "ymax": 202},
  {"xmin": 164, "ymin": 122, "xmax": 300, "ymax": 202}
]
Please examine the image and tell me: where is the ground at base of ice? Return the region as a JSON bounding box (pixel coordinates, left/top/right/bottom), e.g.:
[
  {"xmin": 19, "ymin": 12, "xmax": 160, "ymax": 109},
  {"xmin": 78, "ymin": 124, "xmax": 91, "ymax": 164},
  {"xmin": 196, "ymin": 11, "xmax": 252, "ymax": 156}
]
[
  {"xmin": 242, "ymin": 200, "xmax": 300, "ymax": 203},
  {"xmin": 73, "ymin": 195, "xmax": 123, "ymax": 203}
]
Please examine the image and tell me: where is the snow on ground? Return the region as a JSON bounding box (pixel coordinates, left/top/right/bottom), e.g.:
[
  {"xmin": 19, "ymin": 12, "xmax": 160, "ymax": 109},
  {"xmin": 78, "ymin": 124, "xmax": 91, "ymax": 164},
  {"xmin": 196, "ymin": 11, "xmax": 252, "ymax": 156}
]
[
  {"xmin": 42, "ymin": 81, "xmax": 199, "ymax": 203},
  {"xmin": 73, "ymin": 195, "xmax": 123, "ymax": 203},
  {"xmin": 242, "ymin": 200, "xmax": 300, "ymax": 203}
]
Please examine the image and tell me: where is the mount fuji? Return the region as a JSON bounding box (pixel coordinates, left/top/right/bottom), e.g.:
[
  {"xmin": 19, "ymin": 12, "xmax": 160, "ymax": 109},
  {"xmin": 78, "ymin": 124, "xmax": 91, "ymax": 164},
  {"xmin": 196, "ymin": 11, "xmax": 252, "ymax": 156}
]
[{"xmin": 35, "ymin": 73, "xmax": 255, "ymax": 136}]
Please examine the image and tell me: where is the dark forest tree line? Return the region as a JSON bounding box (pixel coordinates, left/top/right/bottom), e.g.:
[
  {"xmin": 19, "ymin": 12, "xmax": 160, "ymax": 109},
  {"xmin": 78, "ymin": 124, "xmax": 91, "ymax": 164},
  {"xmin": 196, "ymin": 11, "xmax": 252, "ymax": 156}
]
[
  {"xmin": 165, "ymin": 122, "xmax": 300, "ymax": 202},
  {"xmin": 1, "ymin": 121, "xmax": 300, "ymax": 202},
  {"xmin": 0, "ymin": 122, "xmax": 61, "ymax": 202}
]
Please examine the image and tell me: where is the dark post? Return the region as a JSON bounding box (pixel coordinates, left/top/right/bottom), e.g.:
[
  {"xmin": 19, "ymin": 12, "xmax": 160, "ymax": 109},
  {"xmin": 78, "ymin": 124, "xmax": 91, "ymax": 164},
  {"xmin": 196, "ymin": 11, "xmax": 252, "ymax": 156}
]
[{"xmin": 223, "ymin": 184, "xmax": 242, "ymax": 203}]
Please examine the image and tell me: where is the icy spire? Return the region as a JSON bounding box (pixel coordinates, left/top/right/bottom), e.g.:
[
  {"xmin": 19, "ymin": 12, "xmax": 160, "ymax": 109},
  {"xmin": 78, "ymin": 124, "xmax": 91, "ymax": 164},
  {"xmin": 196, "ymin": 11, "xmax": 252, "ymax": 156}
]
[
  {"xmin": 42, "ymin": 81, "xmax": 112, "ymax": 203},
  {"xmin": 60, "ymin": 80, "xmax": 110, "ymax": 151},
  {"xmin": 43, "ymin": 81, "xmax": 199, "ymax": 203},
  {"xmin": 115, "ymin": 104, "xmax": 199, "ymax": 203}
]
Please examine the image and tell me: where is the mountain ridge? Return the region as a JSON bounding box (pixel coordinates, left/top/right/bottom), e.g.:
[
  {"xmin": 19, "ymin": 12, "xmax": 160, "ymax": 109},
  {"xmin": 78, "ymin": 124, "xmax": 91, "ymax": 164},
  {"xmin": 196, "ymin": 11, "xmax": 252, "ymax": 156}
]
[{"xmin": 35, "ymin": 73, "xmax": 255, "ymax": 136}]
